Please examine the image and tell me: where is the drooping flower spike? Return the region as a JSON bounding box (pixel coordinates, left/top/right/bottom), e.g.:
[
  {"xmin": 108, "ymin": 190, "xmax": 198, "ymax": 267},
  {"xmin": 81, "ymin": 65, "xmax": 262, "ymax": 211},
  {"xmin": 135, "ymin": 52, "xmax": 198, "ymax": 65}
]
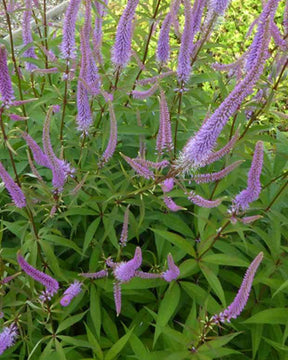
[
  {"xmin": 0, "ymin": 162, "xmax": 26, "ymax": 208},
  {"xmin": 213, "ymin": 252, "xmax": 263, "ymax": 323},
  {"xmin": 17, "ymin": 253, "xmax": 59, "ymax": 299}
]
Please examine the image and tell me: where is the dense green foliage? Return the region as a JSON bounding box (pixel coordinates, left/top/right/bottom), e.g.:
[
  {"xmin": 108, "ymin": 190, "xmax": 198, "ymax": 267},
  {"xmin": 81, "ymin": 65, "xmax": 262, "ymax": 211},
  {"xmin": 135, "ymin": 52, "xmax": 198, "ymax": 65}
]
[{"xmin": 0, "ymin": 0, "xmax": 288, "ymax": 359}]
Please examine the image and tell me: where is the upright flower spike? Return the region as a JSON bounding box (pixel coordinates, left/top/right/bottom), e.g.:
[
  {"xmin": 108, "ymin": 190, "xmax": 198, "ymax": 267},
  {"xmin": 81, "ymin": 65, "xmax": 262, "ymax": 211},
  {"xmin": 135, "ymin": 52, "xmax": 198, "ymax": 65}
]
[
  {"xmin": 60, "ymin": 281, "xmax": 82, "ymax": 306},
  {"xmin": 176, "ymin": 0, "xmax": 277, "ymax": 171},
  {"xmin": 22, "ymin": 0, "xmax": 37, "ymax": 71},
  {"xmin": 0, "ymin": 162, "xmax": 26, "ymax": 208},
  {"xmin": 156, "ymin": 90, "xmax": 173, "ymax": 154},
  {"xmin": 213, "ymin": 252, "xmax": 263, "ymax": 323},
  {"xmin": 177, "ymin": 0, "xmax": 193, "ymax": 82},
  {"xmin": 233, "ymin": 141, "xmax": 264, "ymax": 212},
  {"xmin": 17, "ymin": 253, "xmax": 59, "ymax": 298},
  {"xmin": 60, "ymin": 0, "xmax": 81, "ymax": 59},
  {"xmin": 0, "ymin": 323, "xmax": 18, "ymax": 355},
  {"xmin": 162, "ymin": 254, "xmax": 180, "ymax": 281},
  {"xmin": 211, "ymin": 0, "xmax": 231, "ymax": 15},
  {"xmin": 93, "ymin": 0, "xmax": 108, "ymax": 63},
  {"xmin": 43, "ymin": 107, "xmax": 73, "ymax": 190},
  {"xmin": 112, "ymin": 0, "xmax": 139, "ymax": 68},
  {"xmin": 0, "ymin": 45, "xmax": 14, "ymax": 106},
  {"xmin": 156, "ymin": 12, "xmax": 172, "ymax": 64},
  {"xmin": 99, "ymin": 103, "xmax": 118, "ymax": 165},
  {"xmin": 119, "ymin": 206, "xmax": 130, "ymax": 247}
]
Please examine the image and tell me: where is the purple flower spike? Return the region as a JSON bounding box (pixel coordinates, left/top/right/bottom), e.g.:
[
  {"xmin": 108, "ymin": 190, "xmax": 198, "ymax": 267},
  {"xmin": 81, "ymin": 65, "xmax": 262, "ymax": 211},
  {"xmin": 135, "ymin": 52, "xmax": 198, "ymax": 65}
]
[
  {"xmin": 80, "ymin": 269, "xmax": 108, "ymax": 279},
  {"xmin": 135, "ymin": 271, "xmax": 162, "ymax": 279},
  {"xmin": 177, "ymin": 0, "xmax": 193, "ymax": 82},
  {"xmin": 156, "ymin": 90, "xmax": 173, "ymax": 154},
  {"xmin": 76, "ymin": 79, "xmax": 92, "ymax": 134},
  {"xmin": 134, "ymin": 159, "xmax": 169, "ymax": 170},
  {"xmin": 157, "ymin": 12, "xmax": 172, "ymax": 64},
  {"xmin": 0, "ymin": 323, "xmax": 18, "ymax": 355},
  {"xmin": 131, "ymin": 83, "xmax": 159, "ymax": 99},
  {"xmin": 22, "ymin": 0, "xmax": 37, "ymax": 71},
  {"xmin": 161, "ymin": 178, "xmax": 174, "ymax": 193},
  {"xmin": 93, "ymin": 0, "xmax": 108, "ymax": 63},
  {"xmin": 213, "ymin": 252, "xmax": 263, "ymax": 323},
  {"xmin": 100, "ymin": 103, "xmax": 118, "ymax": 165},
  {"xmin": 241, "ymin": 215, "xmax": 262, "ymax": 224},
  {"xmin": 112, "ymin": 0, "xmax": 139, "ymax": 68},
  {"xmin": 0, "ymin": 162, "xmax": 26, "ymax": 208},
  {"xmin": 113, "ymin": 247, "xmax": 142, "ymax": 283},
  {"xmin": 121, "ymin": 154, "xmax": 155, "ymax": 179},
  {"xmin": 233, "ymin": 141, "xmax": 264, "ymax": 212},
  {"xmin": 22, "ymin": 132, "xmax": 51, "ymax": 168},
  {"xmin": 0, "ymin": 45, "xmax": 15, "ymax": 106},
  {"xmin": 164, "ymin": 196, "xmax": 185, "ymax": 212},
  {"xmin": 211, "ymin": 0, "xmax": 231, "ymax": 15},
  {"xmin": 120, "ymin": 206, "xmax": 130, "ymax": 247},
  {"xmin": 60, "ymin": 281, "xmax": 82, "ymax": 306},
  {"xmin": 17, "ymin": 253, "xmax": 59, "ymax": 297},
  {"xmin": 162, "ymin": 254, "xmax": 180, "ymax": 282},
  {"xmin": 60, "ymin": 0, "xmax": 81, "ymax": 59},
  {"xmin": 193, "ymin": 160, "xmax": 243, "ymax": 184},
  {"xmin": 188, "ymin": 191, "xmax": 222, "ymax": 208}
]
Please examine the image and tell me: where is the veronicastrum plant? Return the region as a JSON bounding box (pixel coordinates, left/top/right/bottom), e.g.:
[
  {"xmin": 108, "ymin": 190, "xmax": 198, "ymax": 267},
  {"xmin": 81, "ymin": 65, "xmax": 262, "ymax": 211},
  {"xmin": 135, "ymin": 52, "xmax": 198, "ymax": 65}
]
[{"xmin": 0, "ymin": 0, "xmax": 288, "ymax": 358}]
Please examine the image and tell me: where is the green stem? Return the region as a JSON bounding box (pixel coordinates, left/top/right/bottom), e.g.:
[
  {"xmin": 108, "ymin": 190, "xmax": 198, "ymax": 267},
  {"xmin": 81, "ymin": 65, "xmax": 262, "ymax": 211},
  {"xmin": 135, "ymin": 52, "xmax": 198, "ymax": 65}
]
[{"xmin": 265, "ymin": 180, "xmax": 288, "ymax": 212}]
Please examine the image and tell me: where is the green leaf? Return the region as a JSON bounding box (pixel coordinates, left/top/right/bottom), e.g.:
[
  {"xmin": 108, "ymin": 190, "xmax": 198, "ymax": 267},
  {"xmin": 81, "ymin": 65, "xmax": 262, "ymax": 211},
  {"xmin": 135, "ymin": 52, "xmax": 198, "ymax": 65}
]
[
  {"xmin": 83, "ymin": 218, "xmax": 101, "ymax": 254},
  {"xmin": 244, "ymin": 308, "xmax": 288, "ymax": 324},
  {"xmin": 154, "ymin": 282, "xmax": 181, "ymax": 346},
  {"xmin": 56, "ymin": 311, "xmax": 87, "ymax": 334},
  {"xmin": 85, "ymin": 324, "xmax": 103, "ymax": 360},
  {"xmin": 151, "ymin": 229, "xmax": 196, "ymax": 257},
  {"xmin": 90, "ymin": 285, "xmax": 101, "ymax": 339},
  {"xmin": 199, "ymin": 263, "xmax": 226, "ymax": 306},
  {"xmin": 42, "ymin": 234, "xmax": 82, "ymax": 255},
  {"xmin": 202, "ymin": 254, "xmax": 249, "ymax": 267},
  {"xmin": 104, "ymin": 328, "xmax": 133, "ymax": 360}
]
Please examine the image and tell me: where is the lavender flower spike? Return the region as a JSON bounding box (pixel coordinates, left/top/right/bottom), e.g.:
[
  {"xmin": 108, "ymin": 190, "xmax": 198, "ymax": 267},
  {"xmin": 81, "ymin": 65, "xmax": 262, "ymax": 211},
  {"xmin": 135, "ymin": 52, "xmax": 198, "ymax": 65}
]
[
  {"xmin": 60, "ymin": 281, "xmax": 82, "ymax": 306},
  {"xmin": 131, "ymin": 83, "xmax": 158, "ymax": 100},
  {"xmin": 211, "ymin": 0, "xmax": 231, "ymax": 15},
  {"xmin": 162, "ymin": 254, "xmax": 180, "ymax": 282},
  {"xmin": 0, "ymin": 45, "xmax": 15, "ymax": 106},
  {"xmin": 0, "ymin": 162, "xmax": 26, "ymax": 208},
  {"xmin": 22, "ymin": 0, "xmax": 37, "ymax": 71},
  {"xmin": 113, "ymin": 247, "xmax": 142, "ymax": 283},
  {"xmin": 99, "ymin": 103, "xmax": 117, "ymax": 165},
  {"xmin": 161, "ymin": 178, "xmax": 174, "ymax": 193},
  {"xmin": 114, "ymin": 282, "xmax": 122, "ymax": 316},
  {"xmin": 156, "ymin": 12, "xmax": 172, "ymax": 64},
  {"xmin": 121, "ymin": 154, "xmax": 155, "ymax": 179},
  {"xmin": 156, "ymin": 90, "xmax": 173, "ymax": 154},
  {"xmin": 164, "ymin": 197, "xmax": 185, "ymax": 212},
  {"xmin": 120, "ymin": 206, "xmax": 130, "ymax": 247},
  {"xmin": 188, "ymin": 191, "xmax": 222, "ymax": 208},
  {"xmin": 213, "ymin": 252, "xmax": 263, "ymax": 323},
  {"xmin": 22, "ymin": 132, "xmax": 50, "ymax": 168},
  {"xmin": 0, "ymin": 323, "xmax": 18, "ymax": 355},
  {"xmin": 177, "ymin": 0, "xmax": 193, "ymax": 82},
  {"xmin": 17, "ymin": 253, "xmax": 59, "ymax": 296},
  {"xmin": 80, "ymin": 269, "xmax": 108, "ymax": 279},
  {"xmin": 60, "ymin": 0, "xmax": 81, "ymax": 59},
  {"xmin": 112, "ymin": 0, "xmax": 139, "ymax": 68},
  {"xmin": 233, "ymin": 141, "xmax": 264, "ymax": 212}
]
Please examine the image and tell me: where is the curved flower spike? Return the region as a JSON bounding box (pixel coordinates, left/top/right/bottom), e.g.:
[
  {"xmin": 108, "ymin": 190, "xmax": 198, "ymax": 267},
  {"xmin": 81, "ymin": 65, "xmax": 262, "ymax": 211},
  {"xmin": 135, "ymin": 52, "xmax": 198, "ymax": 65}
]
[
  {"xmin": 188, "ymin": 191, "xmax": 222, "ymax": 208},
  {"xmin": 17, "ymin": 253, "xmax": 59, "ymax": 298},
  {"xmin": 162, "ymin": 254, "xmax": 180, "ymax": 282},
  {"xmin": 60, "ymin": 281, "xmax": 82, "ymax": 306},
  {"xmin": 0, "ymin": 162, "xmax": 26, "ymax": 208},
  {"xmin": 80, "ymin": 269, "xmax": 108, "ymax": 279},
  {"xmin": 113, "ymin": 247, "xmax": 142, "ymax": 283},
  {"xmin": 212, "ymin": 252, "xmax": 263, "ymax": 323},
  {"xmin": 164, "ymin": 196, "xmax": 185, "ymax": 212}
]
